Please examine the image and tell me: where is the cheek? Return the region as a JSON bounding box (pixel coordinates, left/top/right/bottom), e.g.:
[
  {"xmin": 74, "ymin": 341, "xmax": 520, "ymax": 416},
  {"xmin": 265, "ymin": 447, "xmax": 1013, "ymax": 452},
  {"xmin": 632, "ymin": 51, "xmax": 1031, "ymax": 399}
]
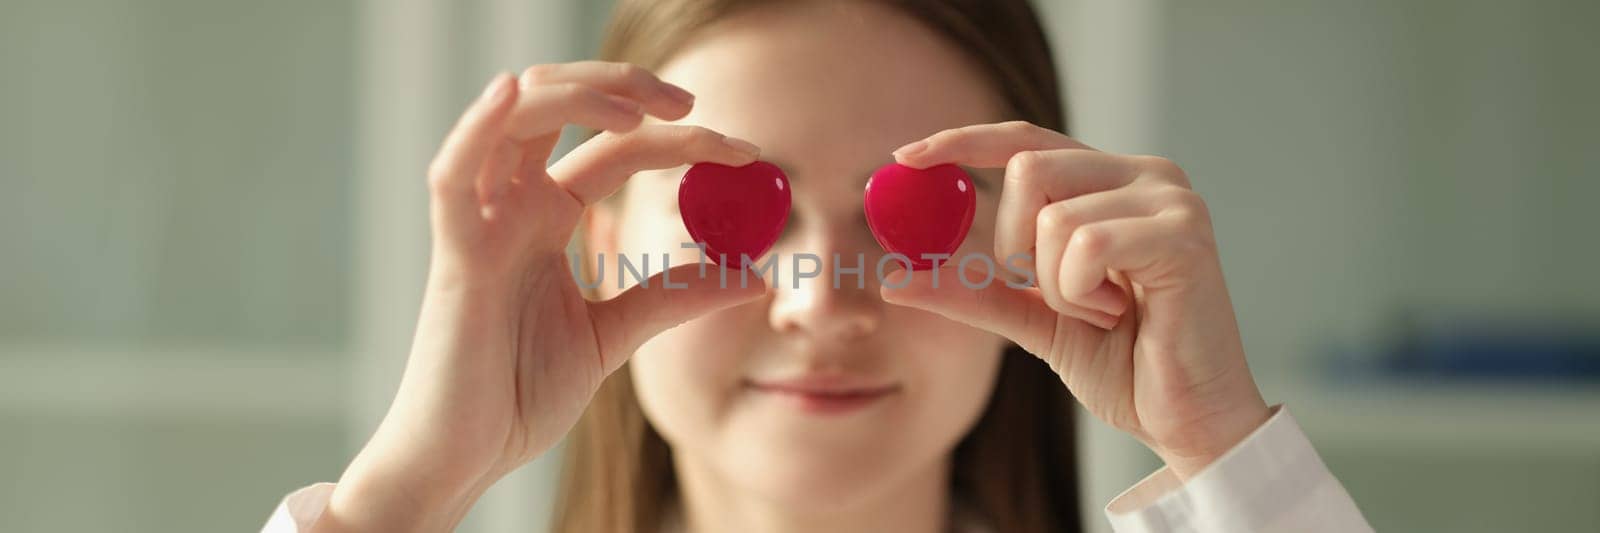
[
  {"xmin": 628, "ymin": 303, "xmax": 760, "ymax": 447},
  {"xmin": 889, "ymin": 308, "xmax": 1007, "ymax": 440}
]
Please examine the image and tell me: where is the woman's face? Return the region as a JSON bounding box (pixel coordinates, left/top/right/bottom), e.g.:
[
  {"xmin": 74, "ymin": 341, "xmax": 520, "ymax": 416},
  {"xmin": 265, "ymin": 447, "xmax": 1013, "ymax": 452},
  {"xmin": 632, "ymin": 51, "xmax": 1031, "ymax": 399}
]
[{"xmin": 594, "ymin": 1, "xmax": 1011, "ymax": 510}]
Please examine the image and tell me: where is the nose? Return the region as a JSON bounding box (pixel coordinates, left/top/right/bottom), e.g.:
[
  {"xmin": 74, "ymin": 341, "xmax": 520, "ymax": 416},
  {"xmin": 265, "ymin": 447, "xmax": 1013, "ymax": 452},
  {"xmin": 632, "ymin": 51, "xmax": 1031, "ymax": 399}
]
[{"xmin": 767, "ymin": 236, "xmax": 885, "ymax": 341}]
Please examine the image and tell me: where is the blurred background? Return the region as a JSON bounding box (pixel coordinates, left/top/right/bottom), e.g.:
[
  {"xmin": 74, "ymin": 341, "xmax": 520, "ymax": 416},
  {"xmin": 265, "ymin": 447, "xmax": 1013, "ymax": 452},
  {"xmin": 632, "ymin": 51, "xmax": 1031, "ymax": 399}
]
[{"xmin": 2, "ymin": 0, "xmax": 1597, "ymax": 531}]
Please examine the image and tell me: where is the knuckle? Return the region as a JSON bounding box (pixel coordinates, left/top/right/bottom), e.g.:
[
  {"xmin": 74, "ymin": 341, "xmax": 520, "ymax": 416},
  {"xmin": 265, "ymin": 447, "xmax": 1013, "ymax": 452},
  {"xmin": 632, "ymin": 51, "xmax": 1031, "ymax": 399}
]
[
  {"xmin": 1006, "ymin": 150, "xmax": 1050, "ymax": 182},
  {"xmin": 1036, "ymin": 204, "xmax": 1079, "ymax": 233},
  {"xmin": 1139, "ymin": 155, "xmax": 1190, "ymax": 184},
  {"xmin": 556, "ymin": 82, "xmax": 591, "ymax": 99},
  {"xmin": 1068, "ymin": 225, "xmax": 1109, "ymax": 256},
  {"xmin": 521, "ymin": 63, "xmax": 556, "ymax": 85},
  {"xmin": 1163, "ymin": 187, "xmax": 1213, "ymax": 225},
  {"xmin": 1138, "ymin": 155, "xmax": 1179, "ymax": 173},
  {"xmin": 612, "ymin": 62, "xmax": 651, "ymax": 86},
  {"xmin": 1158, "ymin": 185, "xmax": 1202, "ymax": 208},
  {"xmin": 1000, "ymin": 120, "xmax": 1036, "ymax": 135}
]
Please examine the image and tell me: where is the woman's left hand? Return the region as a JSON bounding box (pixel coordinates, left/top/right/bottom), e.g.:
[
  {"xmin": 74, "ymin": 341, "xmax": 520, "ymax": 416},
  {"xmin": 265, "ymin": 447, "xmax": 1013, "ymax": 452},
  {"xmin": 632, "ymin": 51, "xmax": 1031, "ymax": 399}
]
[{"xmin": 881, "ymin": 121, "xmax": 1271, "ymax": 479}]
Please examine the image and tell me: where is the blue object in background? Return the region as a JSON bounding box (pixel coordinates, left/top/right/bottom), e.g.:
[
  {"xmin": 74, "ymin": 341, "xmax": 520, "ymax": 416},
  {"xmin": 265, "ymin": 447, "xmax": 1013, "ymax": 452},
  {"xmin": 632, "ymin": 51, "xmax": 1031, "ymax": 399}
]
[{"xmin": 1326, "ymin": 313, "xmax": 1600, "ymax": 383}]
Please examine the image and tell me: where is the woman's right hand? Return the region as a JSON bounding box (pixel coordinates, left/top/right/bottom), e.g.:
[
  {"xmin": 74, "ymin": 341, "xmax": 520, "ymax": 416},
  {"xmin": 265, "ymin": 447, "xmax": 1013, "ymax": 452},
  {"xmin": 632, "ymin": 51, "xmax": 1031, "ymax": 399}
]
[{"xmin": 312, "ymin": 62, "xmax": 767, "ymax": 533}]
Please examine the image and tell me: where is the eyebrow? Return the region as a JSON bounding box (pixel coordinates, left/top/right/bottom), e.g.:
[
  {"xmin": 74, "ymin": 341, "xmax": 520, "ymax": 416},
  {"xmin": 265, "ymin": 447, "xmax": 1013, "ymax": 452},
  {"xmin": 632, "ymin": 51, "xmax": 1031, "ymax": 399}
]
[{"xmin": 763, "ymin": 158, "xmax": 997, "ymax": 191}]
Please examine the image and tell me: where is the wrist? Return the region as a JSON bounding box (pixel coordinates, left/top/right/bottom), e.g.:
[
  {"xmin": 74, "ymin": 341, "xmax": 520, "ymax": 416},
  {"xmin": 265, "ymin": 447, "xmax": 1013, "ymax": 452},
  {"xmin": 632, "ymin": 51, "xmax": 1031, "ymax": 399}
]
[
  {"xmin": 1152, "ymin": 397, "xmax": 1273, "ymax": 481},
  {"xmin": 312, "ymin": 453, "xmax": 492, "ymax": 533}
]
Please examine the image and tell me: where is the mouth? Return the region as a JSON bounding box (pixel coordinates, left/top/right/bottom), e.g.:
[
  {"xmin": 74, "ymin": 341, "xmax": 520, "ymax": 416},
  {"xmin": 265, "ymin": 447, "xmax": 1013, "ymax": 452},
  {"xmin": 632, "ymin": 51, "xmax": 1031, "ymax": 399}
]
[{"xmin": 743, "ymin": 375, "xmax": 902, "ymax": 415}]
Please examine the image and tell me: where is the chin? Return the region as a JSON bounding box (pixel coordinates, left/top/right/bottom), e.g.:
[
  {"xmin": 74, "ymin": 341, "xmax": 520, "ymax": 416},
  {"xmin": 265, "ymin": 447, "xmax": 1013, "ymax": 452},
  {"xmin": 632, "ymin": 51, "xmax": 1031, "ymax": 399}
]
[
  {"xmin": 723, "ymin": 419, "xmax": 939, "ymax": 511},
  {"xmin": 740, "ymin": 446, "xmax": 912, "ymax": 512}
]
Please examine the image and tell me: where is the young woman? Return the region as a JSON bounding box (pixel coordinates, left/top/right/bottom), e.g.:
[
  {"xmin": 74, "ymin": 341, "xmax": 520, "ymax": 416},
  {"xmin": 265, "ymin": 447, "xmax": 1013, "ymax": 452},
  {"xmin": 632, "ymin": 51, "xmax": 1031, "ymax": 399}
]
[{"xmin": 264, "ymin": 1, "xmax": 1371, "ymax": 531}]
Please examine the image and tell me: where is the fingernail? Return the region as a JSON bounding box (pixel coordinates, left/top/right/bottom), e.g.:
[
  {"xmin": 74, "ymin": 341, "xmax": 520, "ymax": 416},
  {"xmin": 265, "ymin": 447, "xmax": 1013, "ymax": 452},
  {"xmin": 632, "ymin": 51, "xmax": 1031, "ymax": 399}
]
[
  {"xmin": 1083, "ymin": 282, "xmax": 1128, "ymax": 316},
  {"xmin": 605, "ymin": 94, "xmax": 643, "ymax": 115},
  {"xmin": 721, "ymin": 135, "xmax": 761, "ymax": 158},
  {"xmin": 479, "ymin": 73, "xmax": 512, "ymax": 105},
  {"xmin": 894, "ymin": 141, "xmax": 928, "ymax": 159},
  {"xmin": 659, "ymin": 82, "xmax": 695, "ymax": 106}
]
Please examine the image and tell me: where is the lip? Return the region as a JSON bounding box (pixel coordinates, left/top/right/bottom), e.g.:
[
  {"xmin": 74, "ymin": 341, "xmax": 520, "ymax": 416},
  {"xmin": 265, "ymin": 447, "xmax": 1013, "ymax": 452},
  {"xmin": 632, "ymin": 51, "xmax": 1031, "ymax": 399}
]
[{"xmin": 744, "ymin": 375, "xmax": 901, "ymax": 415}]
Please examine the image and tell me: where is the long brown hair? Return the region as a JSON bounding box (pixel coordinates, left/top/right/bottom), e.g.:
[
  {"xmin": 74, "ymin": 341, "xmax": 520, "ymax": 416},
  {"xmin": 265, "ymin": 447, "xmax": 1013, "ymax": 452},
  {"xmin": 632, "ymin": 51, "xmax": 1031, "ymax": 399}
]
[{"xmin": 555, "ymin": 1, "xmax": 1080, "ymax": 531}]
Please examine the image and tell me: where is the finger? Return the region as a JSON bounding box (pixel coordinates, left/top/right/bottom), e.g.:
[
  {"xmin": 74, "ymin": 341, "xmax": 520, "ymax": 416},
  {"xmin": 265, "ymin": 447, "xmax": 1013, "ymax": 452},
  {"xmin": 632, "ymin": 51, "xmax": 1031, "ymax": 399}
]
[
  {"xmin": 520, "ymin": 61, "xmax": 695, "ymax": 122},
  {"xmin": 1029, "ymin": 188, "xmax": 1158, "ymax": 316},
  {"xmin": 879, "ymin": 267, "xmax": 1116, "ymax": 354},
  {"xmin": 548, "ymin": 125, "xmax": 762, "ymax": 206},
  {"xmin": 488, "ymin": 83, "xmax": 650, "ymax": 201},
  {"xmin": 1056, "ymin": 216, "xmax": 1189, "ymax": 315},
  {"xmin": 995, "ymin": 149, "xmax": 1149, "ymax": 269},
  {"xmin": 502, "ymin": 82, "xmax": 648, "ymax": 144},
  {"xmin": 892, "ymin": 120, "xmax": 1094, "ymax": 169},
  {"xmin": 1036, "ymin": 206, "xmax": 1075, "ymax": 323},
  {"xmin": 589, "ymin": 263, "xmax": 767, "ymax": 374},
  {"xmin": 427, "ymin": 72, "xmax": 518, "ymax": 224}
]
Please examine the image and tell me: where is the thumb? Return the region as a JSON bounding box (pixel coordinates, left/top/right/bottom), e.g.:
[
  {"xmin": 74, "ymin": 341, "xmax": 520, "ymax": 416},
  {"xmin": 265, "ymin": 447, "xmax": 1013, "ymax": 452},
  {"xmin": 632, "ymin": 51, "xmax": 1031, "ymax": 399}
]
[
  {"xmin": 878, "ymin": 266, "xmax": 1114, "ymax": 355},
  {"xmin": 589, "ymin": 262, "xmax": 767, "ymax": 374}
]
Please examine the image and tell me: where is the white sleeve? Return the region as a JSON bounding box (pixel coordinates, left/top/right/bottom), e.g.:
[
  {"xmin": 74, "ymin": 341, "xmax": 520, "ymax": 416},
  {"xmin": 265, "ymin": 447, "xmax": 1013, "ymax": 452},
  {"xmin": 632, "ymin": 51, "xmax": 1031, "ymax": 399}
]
[
  {"xmin": 261, "ymin": 483, "xmax": 336, "ymax": 533},
  {"xmin": 1103, "ymin": 406, "xmax": 1372, "ymax": 533}
]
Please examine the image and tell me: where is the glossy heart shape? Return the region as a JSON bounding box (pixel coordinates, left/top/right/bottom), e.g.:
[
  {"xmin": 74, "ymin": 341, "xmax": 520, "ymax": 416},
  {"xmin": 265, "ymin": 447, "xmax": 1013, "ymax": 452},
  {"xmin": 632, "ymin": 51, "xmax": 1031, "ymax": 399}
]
[
  {"xmin": 864, "ymin": 163, "xmax": 976, "ymax": 270},
  {"xmin": 679, "ymin": 161, "xmax": 791, "ymax": 266}
]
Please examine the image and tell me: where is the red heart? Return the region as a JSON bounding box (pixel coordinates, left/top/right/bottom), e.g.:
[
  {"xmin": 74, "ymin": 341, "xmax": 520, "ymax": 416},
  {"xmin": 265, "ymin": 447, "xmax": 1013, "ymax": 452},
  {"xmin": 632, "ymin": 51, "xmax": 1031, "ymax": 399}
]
[
  {"xmin": 864, "ymin": 163, "xmax": 976, "ymax": 270},
  {"xmin": 679, "ymin": 161, "xmax": 792, "ymax": 266}
]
